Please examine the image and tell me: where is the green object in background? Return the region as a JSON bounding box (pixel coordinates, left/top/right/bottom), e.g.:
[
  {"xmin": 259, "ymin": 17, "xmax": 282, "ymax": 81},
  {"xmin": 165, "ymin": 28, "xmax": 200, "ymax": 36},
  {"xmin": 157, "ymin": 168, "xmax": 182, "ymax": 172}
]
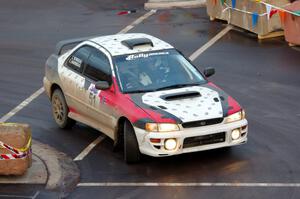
[
  {"xmin": 293, "ymin": 10, "xmax": 300, "ymax": 16},
  {"xmin": 220, "ymin": 0, "xmax": 225, "ymax": 5}
]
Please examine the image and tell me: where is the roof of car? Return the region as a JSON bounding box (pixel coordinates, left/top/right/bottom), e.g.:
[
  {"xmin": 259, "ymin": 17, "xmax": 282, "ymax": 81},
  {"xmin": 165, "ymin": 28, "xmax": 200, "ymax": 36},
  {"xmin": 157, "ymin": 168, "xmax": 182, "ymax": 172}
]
[{"xmin": 89, "ymin": 33, "xmax": 174, "ymax": 56}]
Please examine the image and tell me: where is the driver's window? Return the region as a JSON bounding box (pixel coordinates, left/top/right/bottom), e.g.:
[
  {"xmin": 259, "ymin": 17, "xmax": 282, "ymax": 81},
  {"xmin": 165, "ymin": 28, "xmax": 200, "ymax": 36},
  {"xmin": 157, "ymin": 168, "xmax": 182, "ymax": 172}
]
[{"xmin": 83, "ymin": 49, "xmax": 112, "ymax": 83}]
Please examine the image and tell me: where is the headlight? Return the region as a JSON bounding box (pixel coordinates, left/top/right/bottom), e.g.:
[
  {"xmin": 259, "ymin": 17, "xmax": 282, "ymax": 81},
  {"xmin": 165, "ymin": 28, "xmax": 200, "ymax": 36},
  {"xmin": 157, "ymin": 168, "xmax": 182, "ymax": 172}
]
[
  {"xmin": 224, "ymin": 110, "xmax": 245, "ymax": 124},
  {"xmin": 145, "ymin": 123, "xmax": 180, "ymax": 132}
]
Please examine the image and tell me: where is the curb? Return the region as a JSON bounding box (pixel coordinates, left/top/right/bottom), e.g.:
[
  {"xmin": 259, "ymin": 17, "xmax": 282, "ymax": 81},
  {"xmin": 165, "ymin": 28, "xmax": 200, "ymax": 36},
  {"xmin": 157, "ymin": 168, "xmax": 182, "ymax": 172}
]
[
  {"xmin": 0, "ymin": 140, "xmax": 80, "ymax": 198},
  {"xmin": 145, "ymin": 0, "xmax": 206, "ymax": 10},
  {"xmin": 32, "ymin": 140, "xmax": 80, "ymax": 198},
  {"xmin": 0, "ymin": 154, "xmax": 47, "ymax": 184}
]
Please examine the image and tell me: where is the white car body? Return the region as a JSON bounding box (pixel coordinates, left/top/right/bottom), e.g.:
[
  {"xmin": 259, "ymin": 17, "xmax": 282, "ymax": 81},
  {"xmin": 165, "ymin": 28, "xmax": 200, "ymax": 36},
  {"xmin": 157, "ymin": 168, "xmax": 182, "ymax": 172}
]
[{"xmin": 44, "ymin": 33, "xmax": 248, "ymax": 160}]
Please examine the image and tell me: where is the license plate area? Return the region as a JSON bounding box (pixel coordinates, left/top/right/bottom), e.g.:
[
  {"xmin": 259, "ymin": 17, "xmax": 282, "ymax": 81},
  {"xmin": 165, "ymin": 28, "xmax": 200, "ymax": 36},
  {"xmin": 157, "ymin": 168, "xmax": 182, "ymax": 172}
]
[{"xmin": 183, "ymin": 132, "xmax": 226, "ymax": 148}]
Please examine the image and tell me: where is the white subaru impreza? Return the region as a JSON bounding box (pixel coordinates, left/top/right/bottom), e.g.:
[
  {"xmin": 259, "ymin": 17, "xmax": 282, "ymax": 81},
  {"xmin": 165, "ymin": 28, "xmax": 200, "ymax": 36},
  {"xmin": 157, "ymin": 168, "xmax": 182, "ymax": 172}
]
[{"xmin": 43, "ymin": 33, "xmax": 248, "ymax": 163}]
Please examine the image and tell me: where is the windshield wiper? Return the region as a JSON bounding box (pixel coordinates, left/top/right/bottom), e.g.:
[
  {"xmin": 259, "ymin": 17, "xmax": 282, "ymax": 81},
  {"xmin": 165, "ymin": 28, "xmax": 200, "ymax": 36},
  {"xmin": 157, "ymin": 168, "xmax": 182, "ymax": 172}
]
[
  {"xmin": 124, "ymin": 83, "xmax": 202, "ymax": 93},
  {"xmin": 124, "ymin": 89, "xmax": 156, "ymax": 94},
  {"xmin": 155, "ymin": 83, "xmax": 201, "ymax": 91}
]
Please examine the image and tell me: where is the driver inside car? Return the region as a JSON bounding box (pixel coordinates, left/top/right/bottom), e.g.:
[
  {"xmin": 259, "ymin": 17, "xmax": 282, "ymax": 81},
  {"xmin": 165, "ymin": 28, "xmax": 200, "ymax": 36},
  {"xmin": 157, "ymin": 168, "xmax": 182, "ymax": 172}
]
[
  {"xmin": 138, "ymin": 56, "xmax": 171, "ymax": 86},
  {"xmin": 119, "ymin": 55, "xmax": 173, "ymax": 90}
]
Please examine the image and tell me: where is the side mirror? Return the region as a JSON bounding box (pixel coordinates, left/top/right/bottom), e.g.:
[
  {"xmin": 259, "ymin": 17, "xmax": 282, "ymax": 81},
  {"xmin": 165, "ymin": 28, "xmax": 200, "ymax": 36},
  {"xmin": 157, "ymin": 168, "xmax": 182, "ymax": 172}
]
[
  {"xmin": 203, "ymin": 67, "xmax": 215, "ymax": 78},
  {"xmin": 95, "ymin": 81, "xmax": 110, "ymax": 90}
]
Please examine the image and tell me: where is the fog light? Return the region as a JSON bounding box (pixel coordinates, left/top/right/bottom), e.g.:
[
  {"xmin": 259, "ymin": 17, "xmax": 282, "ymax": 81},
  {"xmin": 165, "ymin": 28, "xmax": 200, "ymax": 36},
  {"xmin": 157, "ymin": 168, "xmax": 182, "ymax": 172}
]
[
  {"xmin": 231, "ymin": 129, "xmax": 241, "ymax": 140},
  {"xmin": 164, "ymin": 139, "xmax": 177, "ymax": 150}
]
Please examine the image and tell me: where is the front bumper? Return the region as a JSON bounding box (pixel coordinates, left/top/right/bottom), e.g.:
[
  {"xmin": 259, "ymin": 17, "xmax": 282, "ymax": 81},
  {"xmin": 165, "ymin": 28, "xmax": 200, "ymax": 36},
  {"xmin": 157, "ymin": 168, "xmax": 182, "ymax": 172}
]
[{"xmin": 134, "ymin": 119, "xmax": 248, "ymax": 157}]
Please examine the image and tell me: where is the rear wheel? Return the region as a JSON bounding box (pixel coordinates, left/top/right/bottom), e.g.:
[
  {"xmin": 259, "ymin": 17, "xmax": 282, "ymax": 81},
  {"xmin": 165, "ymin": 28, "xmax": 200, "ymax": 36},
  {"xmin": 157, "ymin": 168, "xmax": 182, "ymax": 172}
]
[
  {"xmin": 124, "ymin": 120, "xmax": 141, "ymax": 163},
  {"xmin": 51, "ymin": 89, "xmax": 76, "ymax": 129}
]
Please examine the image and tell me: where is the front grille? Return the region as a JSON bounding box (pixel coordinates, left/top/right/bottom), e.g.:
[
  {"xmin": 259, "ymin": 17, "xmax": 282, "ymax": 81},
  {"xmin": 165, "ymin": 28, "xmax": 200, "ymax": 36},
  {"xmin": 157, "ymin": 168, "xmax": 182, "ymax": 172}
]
[
  {"xmin": 183, "ymin": 132, "xmax": 226, "ymax": 148},
  {"xmin": 182, "ymin": 118, "xmax": 223, "ymax": 128}
]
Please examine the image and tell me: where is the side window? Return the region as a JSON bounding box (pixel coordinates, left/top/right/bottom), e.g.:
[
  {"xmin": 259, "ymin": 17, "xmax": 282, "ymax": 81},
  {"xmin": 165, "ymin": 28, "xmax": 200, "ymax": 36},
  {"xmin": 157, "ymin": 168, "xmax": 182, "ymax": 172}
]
[
  {"xmin": 84, "ymin": 49, "xmax": 112, "ymax": 83},
  {"xmin": 66, "ymin": 46, "xmax": 93, "ymax": 73}
]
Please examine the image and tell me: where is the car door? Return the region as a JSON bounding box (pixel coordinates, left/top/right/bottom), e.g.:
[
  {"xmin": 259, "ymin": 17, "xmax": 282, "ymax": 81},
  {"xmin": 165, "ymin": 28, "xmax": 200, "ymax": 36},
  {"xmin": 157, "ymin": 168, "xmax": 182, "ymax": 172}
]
[
  {"xmin": 59, "ymin": 45, "xmax": 93, "ymax": 116},
  {"xmin": 82, "ymin": 47, "xmax": 116, "ymax": 137}
]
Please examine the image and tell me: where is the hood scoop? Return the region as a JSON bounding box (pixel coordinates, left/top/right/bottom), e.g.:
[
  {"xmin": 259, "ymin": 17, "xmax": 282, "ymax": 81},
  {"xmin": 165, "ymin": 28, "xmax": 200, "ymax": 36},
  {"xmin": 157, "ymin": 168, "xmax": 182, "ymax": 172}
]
[{"xmin": 160, "ymin": 91, "xmax": 201, "ymax": 101}]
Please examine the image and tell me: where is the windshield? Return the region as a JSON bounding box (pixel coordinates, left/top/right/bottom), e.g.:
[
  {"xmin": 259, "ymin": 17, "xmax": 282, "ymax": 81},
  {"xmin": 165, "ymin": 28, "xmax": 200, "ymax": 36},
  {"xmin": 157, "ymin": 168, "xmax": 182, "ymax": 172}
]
[{"xmin": 114, "ymin": 49, "xmax": 207, "ymax": 93}]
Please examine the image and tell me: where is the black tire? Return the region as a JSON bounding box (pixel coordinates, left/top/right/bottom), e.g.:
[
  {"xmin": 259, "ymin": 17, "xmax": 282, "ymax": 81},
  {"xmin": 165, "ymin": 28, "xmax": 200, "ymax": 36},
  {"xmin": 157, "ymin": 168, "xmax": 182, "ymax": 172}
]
[
  {"xmin": 124, "ymin": 120, "xmax": 141, "ymax": 163},
  {"xmin": 51, "ymin": 89, "xmax": 76, "ymax": 129}
]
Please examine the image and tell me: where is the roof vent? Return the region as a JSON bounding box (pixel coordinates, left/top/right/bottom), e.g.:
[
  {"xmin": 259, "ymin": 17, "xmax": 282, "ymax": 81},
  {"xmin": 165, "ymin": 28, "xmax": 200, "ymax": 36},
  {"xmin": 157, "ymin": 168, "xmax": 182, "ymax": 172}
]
[{"xmin": 121, "ymin": 38, "xmax": 153, "ymax": 50}]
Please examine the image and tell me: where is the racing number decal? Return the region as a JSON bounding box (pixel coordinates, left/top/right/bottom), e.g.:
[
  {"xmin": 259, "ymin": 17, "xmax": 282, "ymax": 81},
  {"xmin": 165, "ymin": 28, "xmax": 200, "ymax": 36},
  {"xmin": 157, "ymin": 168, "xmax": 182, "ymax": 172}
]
[
  {"xmin": 88, "ymin": 84, "xmax": 99, "ymax": 106},
  {"xmin": 89, "ymin": 91, "xmax": 96, "ymax": 106}
]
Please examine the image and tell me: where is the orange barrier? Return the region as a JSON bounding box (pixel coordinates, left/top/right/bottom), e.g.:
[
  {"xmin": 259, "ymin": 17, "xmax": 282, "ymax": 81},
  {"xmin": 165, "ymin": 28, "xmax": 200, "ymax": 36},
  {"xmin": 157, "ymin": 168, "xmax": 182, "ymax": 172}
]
[{"xmin": 284, "ymin": 1, "xmax": 300, "ymax": 46}]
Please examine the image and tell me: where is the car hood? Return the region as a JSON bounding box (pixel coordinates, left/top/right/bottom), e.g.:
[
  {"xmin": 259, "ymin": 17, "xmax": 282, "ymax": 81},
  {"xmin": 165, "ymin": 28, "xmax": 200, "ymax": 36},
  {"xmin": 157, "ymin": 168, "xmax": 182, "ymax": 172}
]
[{"xmin": 127, "ymin": 83, "xmax": 241, "ymax": 124}]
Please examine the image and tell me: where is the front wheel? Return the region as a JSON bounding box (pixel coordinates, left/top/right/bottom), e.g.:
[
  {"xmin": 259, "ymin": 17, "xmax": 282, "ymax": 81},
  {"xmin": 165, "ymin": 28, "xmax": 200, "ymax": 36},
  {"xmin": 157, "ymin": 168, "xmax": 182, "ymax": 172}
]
[
  {"xmin": 124, "ymin": 120, "xmax": 141, "ymax": 163},
  {"xmin": 51, "ymin": 89, "xmax": 76, "ymax": 129}
]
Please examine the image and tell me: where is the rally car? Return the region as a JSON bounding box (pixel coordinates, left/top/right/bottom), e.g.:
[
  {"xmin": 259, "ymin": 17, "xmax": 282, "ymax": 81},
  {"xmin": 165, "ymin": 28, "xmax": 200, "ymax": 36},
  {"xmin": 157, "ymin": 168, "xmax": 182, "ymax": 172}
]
[{"xmin": 43, "ymin": 33, "xmax": 248, "ymax": 163}]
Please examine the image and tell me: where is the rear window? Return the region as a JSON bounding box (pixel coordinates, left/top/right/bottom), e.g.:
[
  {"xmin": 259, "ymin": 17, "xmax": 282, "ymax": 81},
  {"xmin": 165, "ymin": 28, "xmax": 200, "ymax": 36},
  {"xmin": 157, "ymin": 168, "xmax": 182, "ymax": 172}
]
[{"xmin": 66, "ymin": 46, "xmax": 93, "ymax": 73}]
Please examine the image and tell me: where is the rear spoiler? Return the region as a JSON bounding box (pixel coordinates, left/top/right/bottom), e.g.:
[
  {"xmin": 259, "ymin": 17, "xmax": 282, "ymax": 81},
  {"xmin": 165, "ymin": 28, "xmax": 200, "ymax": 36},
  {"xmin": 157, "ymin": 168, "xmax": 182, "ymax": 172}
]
[{"xmin": 55, "ymin": 36, "xmax": 95, "ymax": 55}]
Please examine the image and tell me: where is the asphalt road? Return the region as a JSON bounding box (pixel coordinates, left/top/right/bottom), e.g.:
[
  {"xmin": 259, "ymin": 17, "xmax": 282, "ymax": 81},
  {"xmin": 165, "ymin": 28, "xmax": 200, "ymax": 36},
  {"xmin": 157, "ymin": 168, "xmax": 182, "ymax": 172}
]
[{"xmin": 1, "ymin": 0, "xmax": 300, "ymax": 198}]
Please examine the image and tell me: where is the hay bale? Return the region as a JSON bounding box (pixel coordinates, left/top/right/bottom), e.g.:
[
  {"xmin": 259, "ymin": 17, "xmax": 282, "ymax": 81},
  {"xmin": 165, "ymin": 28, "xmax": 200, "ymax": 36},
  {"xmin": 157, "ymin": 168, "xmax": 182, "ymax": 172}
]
[
  {"xmin": 206, "ymin": 0, "xmax": 289, "ymax": 36},
  {"xmin": 0, "ymin": 123, "xmax": 32, "ymax": 175}
]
